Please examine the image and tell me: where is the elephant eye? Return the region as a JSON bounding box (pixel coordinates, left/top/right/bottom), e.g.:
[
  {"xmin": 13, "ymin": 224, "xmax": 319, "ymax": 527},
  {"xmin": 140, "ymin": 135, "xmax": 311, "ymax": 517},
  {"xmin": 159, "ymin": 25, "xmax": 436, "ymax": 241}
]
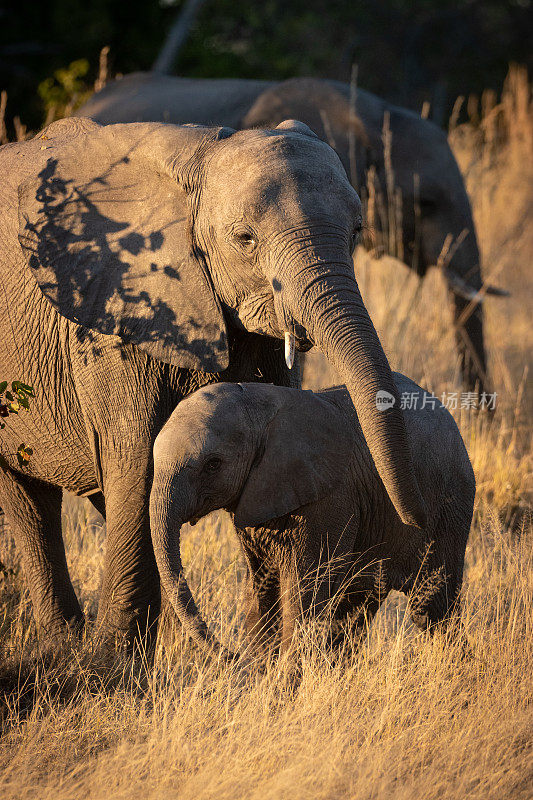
[
  {"xmin": 233, "ymin": 229, "xmax": 257, "ymax": 250},
  {"xmin": 202, "ymin": 456, "xmax": 223, "ymax": 474},
  {"xmin": 351, "ymin": 221, "xmax": 363, "ymax": 251}
]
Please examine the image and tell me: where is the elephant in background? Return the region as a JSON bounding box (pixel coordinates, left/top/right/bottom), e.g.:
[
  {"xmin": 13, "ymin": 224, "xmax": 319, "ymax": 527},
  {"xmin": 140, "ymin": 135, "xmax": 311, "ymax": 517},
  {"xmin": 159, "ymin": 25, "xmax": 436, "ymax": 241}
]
[
  {"xmin": 0, "ymin": 115, "xmax": 425, "ymax": 649},
  {"xmin": 150, "ymin": 377, "xmax": 475, "ymax": 659},
  {"xmin": 80, "ymin": 72, "xmax": 507, "ymax": 395}
]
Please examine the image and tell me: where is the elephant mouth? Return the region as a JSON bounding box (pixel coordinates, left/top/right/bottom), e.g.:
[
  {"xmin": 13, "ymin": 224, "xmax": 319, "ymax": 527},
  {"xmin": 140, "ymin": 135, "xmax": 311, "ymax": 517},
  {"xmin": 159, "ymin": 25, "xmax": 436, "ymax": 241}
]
[
  {"xmin": 228, "ymin": 291, "xmax": 314, "ymax": 355},
  {"xmin": 295, "ymin": 333, "xmax": 314, "ymax": 352},
  {"xmin": 279, "ymin": 316, "xmax": 314, "ymax": 351}
]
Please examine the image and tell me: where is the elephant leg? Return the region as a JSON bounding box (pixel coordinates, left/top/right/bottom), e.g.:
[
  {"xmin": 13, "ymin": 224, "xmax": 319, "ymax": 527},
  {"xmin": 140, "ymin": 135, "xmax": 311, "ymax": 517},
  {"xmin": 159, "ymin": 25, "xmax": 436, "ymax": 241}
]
[
  {"xmin": 279, "ymin": 564, "xmax": 301, "ymax": 657},
  {"xmin": 349, "ymin": 593, "xmax": 383, "ymax": 639},
  {"xmin": 409, "ymin": 570, "xmax": 470, "ymax": 657},
  {"xmin": 244, "ymin": 545, "xmax": 316, "ymax": 659},
  {"xmin": 409, "ymin": 569, "xmax": 463, "ymax": 634},
  {"xmin": 405, "ymin": 521, "xmax": 466, "ymax": 639},
  {"xmin": 328, "ymin": 554, "xmax": 388, "ymax": 652},
  {"xmin": 96, "ymin": 454, "xmax": 161, "ymax": 650},
  {"xmin": 450, "ymin": 290, "xmax": 488, "ymax": 395},
  {"xmin": 329, "ymin": 587, "xmax": 383, "ymax": 652},
  {"xmin": 0, "ymin": 468, "xmax": 83, "ymax": 637},
  {"xmin": 242, "ymin": 549, "xmax": 281, "ymax": 658},
  {"xmin": 278, "ymin": 549, "xmax": 339, "ymax": 653}
]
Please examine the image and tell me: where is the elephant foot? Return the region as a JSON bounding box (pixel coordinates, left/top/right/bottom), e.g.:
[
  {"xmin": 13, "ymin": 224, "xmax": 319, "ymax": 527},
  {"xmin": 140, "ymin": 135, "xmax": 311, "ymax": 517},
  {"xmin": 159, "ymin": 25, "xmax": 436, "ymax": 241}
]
[
  {"xmin": 36, "ymin": 609, "xmax": 85, "ymax": 651},
  {"xmin": 95, "ymin": 601, "xmax": 161, "ymax": 659},
  {"xmin": 277, "ymin": 652, "xmax": 303, "ymax": 697}
]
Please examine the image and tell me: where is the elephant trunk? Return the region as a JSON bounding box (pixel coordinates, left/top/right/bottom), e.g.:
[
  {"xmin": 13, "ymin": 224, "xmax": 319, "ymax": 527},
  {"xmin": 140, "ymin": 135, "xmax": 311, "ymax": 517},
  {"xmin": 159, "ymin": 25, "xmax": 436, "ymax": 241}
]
[
  {"xmin": 149, "ymin": 475, "xmax": 235, "ymax": 659},
  {"xmin": 275, "ymin": 232, "xmax": 427, "ymax": 529}
]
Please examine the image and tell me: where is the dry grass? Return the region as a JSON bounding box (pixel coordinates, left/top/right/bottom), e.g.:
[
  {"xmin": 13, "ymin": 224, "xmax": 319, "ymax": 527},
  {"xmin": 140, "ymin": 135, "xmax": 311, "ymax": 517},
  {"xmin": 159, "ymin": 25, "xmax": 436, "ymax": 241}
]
[{"xmin": 1, "ymin": 68, "xmax": 532, "ymax": 798}]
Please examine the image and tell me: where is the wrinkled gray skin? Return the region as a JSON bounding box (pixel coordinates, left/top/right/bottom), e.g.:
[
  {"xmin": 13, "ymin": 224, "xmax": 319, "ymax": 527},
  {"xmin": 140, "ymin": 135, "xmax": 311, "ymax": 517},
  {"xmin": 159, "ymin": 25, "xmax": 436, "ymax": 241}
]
[
  {"xmin": 81, "ymin": 73, "xmax": 492, "ymax": 393},
  {"xmin": 0, "ymin": 116, "xmax": 426, "ymax": 647},
  {"xmin": 151, "ymin": 378, "xmax": 475, "ymax": 659}
]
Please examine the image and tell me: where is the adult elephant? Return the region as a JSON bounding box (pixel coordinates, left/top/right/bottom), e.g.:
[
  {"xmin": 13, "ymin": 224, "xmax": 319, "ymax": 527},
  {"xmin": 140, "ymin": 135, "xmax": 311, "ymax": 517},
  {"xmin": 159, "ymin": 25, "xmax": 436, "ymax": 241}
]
[
  {"xmin": 0, "ymin": 116, "xmax": 426, "ymax": 648},
  {"xmin": 81, "ymin": 73, "xmax": 506, "ymax": 394}
]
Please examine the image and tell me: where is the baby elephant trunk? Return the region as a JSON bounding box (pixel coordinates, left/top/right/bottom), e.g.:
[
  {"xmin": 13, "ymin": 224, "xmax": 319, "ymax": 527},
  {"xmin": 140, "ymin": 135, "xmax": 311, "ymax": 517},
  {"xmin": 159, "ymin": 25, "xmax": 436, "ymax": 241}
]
[{"xmin": 149, "ymin": 475, "xmax": 236, "ymax": 661}]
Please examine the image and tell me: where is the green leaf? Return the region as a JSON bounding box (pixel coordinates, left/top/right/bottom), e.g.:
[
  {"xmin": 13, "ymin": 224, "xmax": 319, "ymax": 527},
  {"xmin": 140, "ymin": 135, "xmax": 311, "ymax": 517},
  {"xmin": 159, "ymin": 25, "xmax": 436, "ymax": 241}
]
[
  {"xmin": 12, "ymin": 382, "xmax": 35, "ymax": 397},
  {"xmin": 4, "ymin": 391, "xmax": 13, "ymax": 402},
  {"xmin": 16, "ymin": 444, "xmax": 33, "ymax": 468},
  {"xmin": 0, "ymin": 381, "xmax": 7, "ymax": 394}
]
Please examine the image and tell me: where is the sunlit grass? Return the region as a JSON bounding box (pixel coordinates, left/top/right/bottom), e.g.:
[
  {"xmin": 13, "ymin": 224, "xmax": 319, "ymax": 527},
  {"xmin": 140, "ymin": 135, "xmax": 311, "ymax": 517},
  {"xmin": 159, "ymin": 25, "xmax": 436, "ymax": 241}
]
[{"xmin": 1, "ymin": 510, "xmax": 531, "ymax": 800}]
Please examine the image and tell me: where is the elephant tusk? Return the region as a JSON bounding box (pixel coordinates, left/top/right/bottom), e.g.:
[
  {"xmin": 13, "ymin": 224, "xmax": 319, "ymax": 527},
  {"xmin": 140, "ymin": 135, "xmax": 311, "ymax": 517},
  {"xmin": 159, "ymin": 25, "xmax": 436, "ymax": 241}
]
[
  {"xmin": 446, "ymin": 270, "xmax": 510, "ymax": 303},
  {"xmin": 284, "ymin": 331, "xmax": 295, "ymax": 369},
  {"xmin": 486, "ymin": 284, "xmax": 511, "ymax": 297}
]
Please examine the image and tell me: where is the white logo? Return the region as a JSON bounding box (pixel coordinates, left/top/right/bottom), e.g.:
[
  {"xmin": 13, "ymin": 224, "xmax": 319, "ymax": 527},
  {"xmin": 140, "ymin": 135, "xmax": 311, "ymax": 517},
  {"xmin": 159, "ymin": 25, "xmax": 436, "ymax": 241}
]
[{"xmin": 375, "ymin": 390, "xmax": 396, "ymax": 411}]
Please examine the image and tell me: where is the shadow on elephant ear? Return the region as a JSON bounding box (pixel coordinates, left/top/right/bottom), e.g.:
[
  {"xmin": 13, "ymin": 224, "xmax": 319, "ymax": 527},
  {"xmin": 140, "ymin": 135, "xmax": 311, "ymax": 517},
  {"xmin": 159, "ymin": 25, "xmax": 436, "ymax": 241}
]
[{"xmin": 17, "ymin": 124, "xmax": 229, "ymax": 374}]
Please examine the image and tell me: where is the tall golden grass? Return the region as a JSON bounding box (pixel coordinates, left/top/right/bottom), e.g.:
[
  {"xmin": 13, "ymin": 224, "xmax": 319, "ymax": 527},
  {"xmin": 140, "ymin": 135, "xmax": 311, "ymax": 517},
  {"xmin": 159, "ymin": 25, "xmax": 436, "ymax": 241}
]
[{"xmin": 1, "ymin": 68, "xmax": 532, "ymax": 799}]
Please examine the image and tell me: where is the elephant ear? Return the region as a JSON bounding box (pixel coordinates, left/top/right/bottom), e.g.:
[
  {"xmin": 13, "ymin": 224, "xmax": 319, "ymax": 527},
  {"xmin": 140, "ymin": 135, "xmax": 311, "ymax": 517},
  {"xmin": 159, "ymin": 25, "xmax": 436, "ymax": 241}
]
[
  {"xmin": 234, "ymin": 387, "xmax": 356, "ymax": 528},
  {"xmin": 17, "ymin": 118, "xmax": 230, "ymax": 372}
]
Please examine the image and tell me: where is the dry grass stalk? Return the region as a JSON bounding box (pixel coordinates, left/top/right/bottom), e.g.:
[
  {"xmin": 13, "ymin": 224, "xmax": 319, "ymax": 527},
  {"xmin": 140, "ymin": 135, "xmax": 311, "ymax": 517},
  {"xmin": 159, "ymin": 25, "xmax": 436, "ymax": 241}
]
[{"xmin": 94, "ymin": 46, "xmax": 111, "ymax": 94}]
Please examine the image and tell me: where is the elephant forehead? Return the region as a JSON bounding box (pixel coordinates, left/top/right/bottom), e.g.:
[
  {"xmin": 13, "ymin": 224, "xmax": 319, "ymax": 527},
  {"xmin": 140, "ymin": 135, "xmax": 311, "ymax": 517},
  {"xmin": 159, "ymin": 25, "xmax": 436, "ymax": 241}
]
[
  {"xmin": 211, "ymin": 130, "xmax": 347, "ymax": 183},
  {"xmin": 173, "ymin": 386, "xmax": 247, "ymax": 436},
  {"xmin": 205, "ymin": 133, "xmax": 358, "ymax": 221}
]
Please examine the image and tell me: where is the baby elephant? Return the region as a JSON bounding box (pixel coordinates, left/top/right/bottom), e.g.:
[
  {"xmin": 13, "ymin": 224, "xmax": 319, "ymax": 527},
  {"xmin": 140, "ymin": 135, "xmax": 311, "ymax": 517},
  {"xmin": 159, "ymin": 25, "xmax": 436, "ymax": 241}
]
[{"xmin": 150, "ymin": 376, "xmax": 475, "ymax": 660}]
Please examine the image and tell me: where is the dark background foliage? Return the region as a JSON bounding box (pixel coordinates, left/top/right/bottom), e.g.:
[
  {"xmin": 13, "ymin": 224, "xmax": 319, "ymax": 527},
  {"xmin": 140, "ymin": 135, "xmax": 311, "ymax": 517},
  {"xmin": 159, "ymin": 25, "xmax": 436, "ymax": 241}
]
[{"xmin": 1, "ymin": 0, "xmax": 531, "ymax": 132}]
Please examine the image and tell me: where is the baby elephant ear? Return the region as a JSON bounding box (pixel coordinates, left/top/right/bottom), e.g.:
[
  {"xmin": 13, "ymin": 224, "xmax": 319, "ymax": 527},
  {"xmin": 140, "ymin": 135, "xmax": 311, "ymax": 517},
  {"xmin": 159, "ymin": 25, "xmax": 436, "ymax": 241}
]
[
  {"xmin": 275, "ymin": 119, "xmax": 319, "ymax": 138},
  {"xmin": 18, "ymin": 119, "xmax": 229, "ymax": 372},
  {"xmin": 234, "ymin": 388, "xmax": 356, "ymax": 528}
]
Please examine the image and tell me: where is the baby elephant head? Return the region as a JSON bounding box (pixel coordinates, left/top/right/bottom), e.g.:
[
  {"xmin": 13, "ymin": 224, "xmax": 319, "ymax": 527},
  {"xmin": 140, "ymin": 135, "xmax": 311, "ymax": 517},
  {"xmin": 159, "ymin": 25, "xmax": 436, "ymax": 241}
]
[{"xmin": 149, "ymin": 382, "xmax": 355, "ymax": 656}]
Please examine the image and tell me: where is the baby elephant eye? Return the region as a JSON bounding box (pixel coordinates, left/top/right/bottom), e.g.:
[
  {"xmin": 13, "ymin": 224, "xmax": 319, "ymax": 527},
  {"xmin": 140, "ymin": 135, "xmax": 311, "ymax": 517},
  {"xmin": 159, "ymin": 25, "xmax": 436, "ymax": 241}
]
[{"xmin": 203, "ymin": 456, "xmax": 223, "ymax": 474}]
